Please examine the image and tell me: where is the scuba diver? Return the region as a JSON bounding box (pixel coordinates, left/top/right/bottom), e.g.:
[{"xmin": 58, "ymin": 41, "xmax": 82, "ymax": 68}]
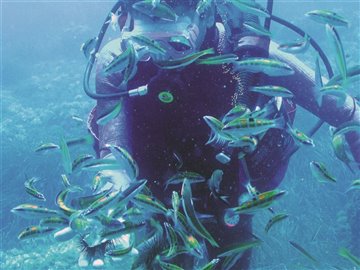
[{"xmin": 80, "ymin": 0, "xmax": 360, "ymax": 268}]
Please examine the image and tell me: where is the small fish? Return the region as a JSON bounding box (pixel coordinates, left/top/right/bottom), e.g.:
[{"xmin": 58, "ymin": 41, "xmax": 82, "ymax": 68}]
[
  {"xmin": 305, "ymin": 10, "xmax": 349, "ymax": 27},
  {"xmin": 34, "ymin": 143, "xmax": 59, "ymax": 153},
  {"xmin": 72, "ymin": 154, "xmax": 94, "ymax": 172},
  {"xmin": 182, "ymin": 180, "xmax": 219, "ymax": 247},
  {"xmin": 18, "ymin": 226, "xmax": 56, "ymax": 240},
  {"xmin": 333, "ymin": 121, "xmax": 360, "ymax": 137},
  {"xmin": 198, "ymin": 258, "xmax": 220, "ymax": 270},
  {"xmin": 226, "ymin": 0, "xmax": 269, "ymax": 18},
  {"xmin": 346, "ymin": 179, "xmax": 360, "ymax": 193},
  {"xmin": 157, "ymin": 259, "xmax": 184, "ymax": 270},
  {"xmin": 39, "ymin": 216, "xmax": 69, "ymax": 228},
  {"xmin": 196, "ymin": 54, "xmax": 239, "ymax": 65},
  {"xmin": 108, "ymin": 179, "xmax": 148, "ymax": 219},
  {"xmin": 278, "ymin": 34, "xmax": 310, "ymax": 54},
  {"xmin": 66, "ymin": 134, "xmax": 94, "ymax": 147},
  {"xmin": 165, "ymin": 171, "xmax": 206, "ymax": 189},
  {"xmin": 248, "ymin": 98, "xmax": 280, "ymax": 119},
  {"xmin": 122, "ymin": 207, "xmax": 147, "ymax": 223},
  {"xmin": 95, "ymin": 213, "xmax": 123, "ymax": 228},
  {"xmin": 223, "ymin": 116, "xmax": 285, "ymax": 138},
  {"xmin": 164, "ymin": 222, "xmax": 178, "ymax": 258},
  {"xmin": 233, "ymin": 58, "xmax": 294, "ymax": 77},
  {"xmin": 105, "ymin": 144, "xmax": 139, "ymax": 180},
  {"xmin": 104, "ymin": 46, "xmax": 131, "ymax": 75},
  {"xmin": 132, "ymin": 0, "xmax": 177, "ymax": 22},
  {"xmin": 315, "ymin": 56, "xmax": 324, "ymax": 93},
  {"xmin": 338, "ymin": 247, "xmax": 360, "ymax": 267},
  {"xmin": 310, "ymin": 161, "xmax": 336, "ymax": 183},
  {"xmin": 69, "ymin": 213, "xmax": 91, "ymax": 232},
  {"xmin": 96, "ymin": 100, "xmax": 123, "ymax": 126},
  {"xmin": 81, "ymin": 158, "xmax": 121, "ymax": 172},
  {"xmin": 218, "ymin": 239, "xmax": 262, "ymax": 257},
  {"xmin": 101, "ymin": 222, "xmax": 146, "ymax": 241},
  {"xmin": 70, "ymin": 188, "xmax": 112, "ymax": 209},
  {"xmin": 11, "ymin": 204, "xmax": 61, "ymax": 219},
  {"xmin": 82, "ymin": 188, "xmax": 121, "ymax": 218},
  {"xmin": 287, "ymin": 125, "xmax": 315, "ymax": 146},
  {"xmin": 196, "ymin": 0, "xmax": 214, "ymax": 21},
  {"xmin": 250, "ymin": 85, "xmax": 294, "ymax": 98},
  {"xmin": 133, "ymin": 193, "xmax": 168, "ymax": 215},
  {"xmin": 56, "ymin": 186, "xmax": 83, "ymax": 216},
  {"xmin": 326, "ymin": 65, "xmax": 360, "ymax": 86},
  {"xmin": 319, "ymin": 85, "xmax": 346, "ymax": 107},
  {"xmin": 230, "ymin": 189, "xmax": 286, "ymax": 215},
  {"xmin": 243, "ymin": 21, "xmax": 272, "ymax": 37},
  {"xmin": 176, "ymin": 229, "xmax": 204, "ymax": 259},
  {"xmin": 171, "ymin": 191, "xmax": 180, "ymax": 226},
  {"xmin": 130, "ymin": 35, "xmax": 166, "ymax": 55},
  {"xmin": 24, "ymin": 176, "xmax": 46, "ymax": 201},
  {"xmin": 289, "ymin": 241, "xmax": 318, "ymax": 263},
  {"xmin": 326, "ymin": 24, "xmax": 347, "ymax": 84},
  {"xmin": 265, "ymin": 213, "xmax": 289, "ymax": 233},
  {"xmin": 60, "ymin": 137, "xmax": 72, "ymax": 174},
  {"xmin": 80, "ymin": 36, "xmax": 98, "ymax": 59},
  {"xmin": 222, "ymin": 105, "xmax": 251, "ymax": 124},
  {"xmin": 120, "ymin": 42, "xmax": 139, "ymax": 90},
  {"xmin": 71, "ymin": 115, "xmax": 84, "ymax": 123},
  {"xmin": 173, "ymin": 151, "xmax": 183, "ymax": 170},
  {"xmin": 222, "ymin": 253, "xmax": 242, "ymax": 270},
  {"xmin": 161, "ymin": 247, "xmax": 188, "ymax": 260},
  {"xmin": 92, "ymin": 172, "xmax": 103, "ymax": 192},
  {"xmin": 105, "ymin": 245, "xmax": 133, "ymax": 258},
  {"xmin": 155, "ymin": 48, "xmax": 215, "ymax": 69}
]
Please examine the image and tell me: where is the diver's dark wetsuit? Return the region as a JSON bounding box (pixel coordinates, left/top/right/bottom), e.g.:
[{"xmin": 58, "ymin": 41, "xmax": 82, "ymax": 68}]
[{"xmin": 87, "ymin": 23, "xmax": 360, "ymax": 270}]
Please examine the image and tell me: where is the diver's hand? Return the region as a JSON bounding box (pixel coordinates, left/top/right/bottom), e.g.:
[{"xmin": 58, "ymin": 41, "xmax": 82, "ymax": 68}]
[
  {"xmin": 78, "ymin": 153, "xmax": 134, "ymax": 268},
  {"xmin": 98, "ymin": 153, "xmax": 133, "ymax": 191},
  {"xmin": 78, "ymin": 235, "xmax": 138, "ymax": 268}
]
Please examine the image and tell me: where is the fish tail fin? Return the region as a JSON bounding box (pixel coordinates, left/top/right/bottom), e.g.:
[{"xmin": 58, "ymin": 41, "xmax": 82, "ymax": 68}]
[
  {"xmin": 206, "ymin": 132, "xmax": 216, "ymax": 145},
  {"xmin": 203, "ymin": 116, "xmax": 224, "ymax": 145},
  {"xmin": 219, "ymin": 195, "xmax": 231, "ymax": 206},
  {"xmin": 275, "ymin": 97, "xmax": 283, "ymax": 111},
  {"xmin": 213, "ymin": 134, "xmax": 228, "ymax": 146},
  {"xmin": 274, "ymin": 115, "xmax": 286, "ymax": 129}
]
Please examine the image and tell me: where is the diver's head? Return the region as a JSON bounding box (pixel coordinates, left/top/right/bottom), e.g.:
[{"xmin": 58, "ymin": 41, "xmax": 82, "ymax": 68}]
[{"xmin": 125, "ymin": 0, "xmax": 215, "ymax": 58}]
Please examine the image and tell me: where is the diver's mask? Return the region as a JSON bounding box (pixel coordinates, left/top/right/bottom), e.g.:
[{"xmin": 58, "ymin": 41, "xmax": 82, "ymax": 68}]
[{"xmin": 122, "ymin": 10, "xmax": 207, "ymax": 61}]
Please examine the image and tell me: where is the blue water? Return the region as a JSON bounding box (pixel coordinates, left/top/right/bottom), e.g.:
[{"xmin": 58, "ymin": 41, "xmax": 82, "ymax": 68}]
[{"xmin": 1, "ymin": 1, "xmax": 359, "ymax": 269}]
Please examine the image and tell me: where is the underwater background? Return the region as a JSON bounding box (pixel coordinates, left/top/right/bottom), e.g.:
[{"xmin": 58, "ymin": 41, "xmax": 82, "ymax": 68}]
[{"xmin": 1, "ymin": 0, "xmax": 359, "ymax": 269}]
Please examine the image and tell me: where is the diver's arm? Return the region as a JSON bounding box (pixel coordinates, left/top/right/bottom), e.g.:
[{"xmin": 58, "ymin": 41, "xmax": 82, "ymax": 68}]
[
  {"xmin": 268, "ymin": 41, "xmax": 360, "ymax": 167},
  {"xmin": 95, "ymin": 39, "xmax": 132, "ymax": 159}
]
